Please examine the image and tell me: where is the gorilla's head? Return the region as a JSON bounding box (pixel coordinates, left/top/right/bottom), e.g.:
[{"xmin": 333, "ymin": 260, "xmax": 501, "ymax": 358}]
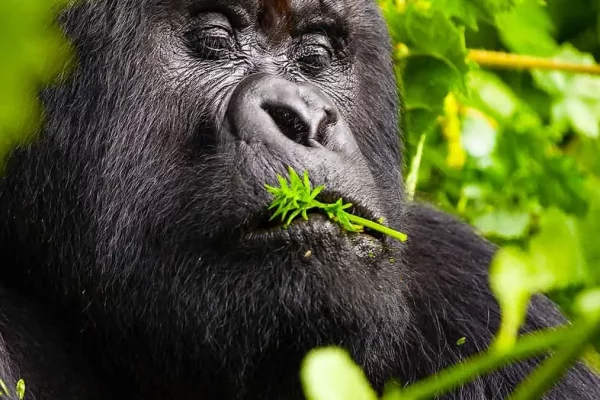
[{"xmin": 0, "ymin": 0, "xmax": 410, "ymax": 392}]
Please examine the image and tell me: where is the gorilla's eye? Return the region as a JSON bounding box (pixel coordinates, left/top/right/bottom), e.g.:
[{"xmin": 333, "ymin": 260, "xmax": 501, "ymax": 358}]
[
  {"xmin": 295, "ymin": 38, "xmax": 333, "ymax": 73},
  {"xmin": 186, "ymin": 26, "xmax": 234, "ymax": 60}
]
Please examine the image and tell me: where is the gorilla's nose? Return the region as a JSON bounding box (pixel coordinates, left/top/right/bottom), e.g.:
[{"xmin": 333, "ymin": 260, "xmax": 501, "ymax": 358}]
[{"xmin": 223, "ymin": 74, "xmax": 345, "ymax": 149}]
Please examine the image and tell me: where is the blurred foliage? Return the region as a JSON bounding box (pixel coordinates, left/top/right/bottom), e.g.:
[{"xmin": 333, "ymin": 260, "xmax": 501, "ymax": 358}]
[
  {"xmin": 0, "ymin": 0, "xmax": 72, "ymax": 166},
  {"xmin": 301, "ymin": 348, "xmax": 378, "ymax": 400},
  {"xmin": 383, "ymin": 0, "xmax": 600, "ymax": 247}
]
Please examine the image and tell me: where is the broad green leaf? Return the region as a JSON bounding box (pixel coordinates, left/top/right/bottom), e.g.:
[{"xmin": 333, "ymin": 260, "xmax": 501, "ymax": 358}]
[
  {"xmin": 461, "ymin": 110, "xmax": 498, "ymax": 158},
  {"xmin": 405, "ymin": 109, "xmax": 440, "ymax": 140},
  {"xmin": 301, "ymin": 347, "xmax": 378, "ymax": 400},
  {"xmin": 562, "ymin": 98, "xmax": 599, "ymax": 138},
  {"xmin": 467, "ymin": 71, "xmax": 523, "ymax": 121},
  {"xmin": 472, "ymin": 209, "xmax": 530, "ymax": 239},
  {"xmin": 403, "ymin": 55, "xmax": 466, "ymax": 136},
  {"xmin": 577, "ymin": 182, "xmax": 600, "ymax": 281},
  {"xmin": 496, "ymin": 0, "xmax": 558, "ymax": 56},
  {"xmin": 404, "ymin": 7, "xmax": 470, "ymax": 78},
  {"xmin": 575, "ymin": 288, "xmax": 600, "ymax": 352},
  {"xmin": 575, "ymin": 289, "xmax": 600, "ymax": 318},
  {"xmin": 0, "ymin": 0, "xmax": 74, "ymax": 164},
  {"xmin": 432, "ymin": 0, "xmax": 479, "ymax": 30},
  {"xmin": 490, "ymin": 246, "xmax": 535, "ymax": 349},
  {"xmin": 404, "ymin": 55, "xmax": 466, "ymax": 110},
  {"xmin": 491, "ymin": 209, "xmax": 590, "ymax": 348},
  {"xmin": 527, "ymin": 209, "xmax": 588, "ymax": 288},
  {"xmin": 533, "ymin": 46, "xmax": 600, "ymax": 138},
  {"xmin": 434, "ymin": 0, "xmax": 522, "ymax": 28}
]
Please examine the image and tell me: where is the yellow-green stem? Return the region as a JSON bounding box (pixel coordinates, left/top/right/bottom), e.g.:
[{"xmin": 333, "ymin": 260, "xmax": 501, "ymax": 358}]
[{"xmin": 347, "ymin": 214, "xmax": 408, "ymax": 242}]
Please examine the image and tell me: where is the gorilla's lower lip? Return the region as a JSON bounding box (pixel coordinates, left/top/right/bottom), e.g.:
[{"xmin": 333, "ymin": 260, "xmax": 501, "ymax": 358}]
[{"xmin": 240, "ymin": 213, "xmax": 383, "ymax": 248}]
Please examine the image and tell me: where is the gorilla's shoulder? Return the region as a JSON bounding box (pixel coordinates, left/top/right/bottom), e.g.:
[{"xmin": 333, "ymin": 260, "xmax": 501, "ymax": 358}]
[{"xmin": 404, "ymin": 202, "xmax": 495, "ymax": 275}]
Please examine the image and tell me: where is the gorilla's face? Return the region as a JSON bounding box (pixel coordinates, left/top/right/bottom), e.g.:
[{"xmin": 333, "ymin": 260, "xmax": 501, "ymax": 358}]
[
  {"xmin": 4, "ymin": 0, "xmax": 409, "ymax": 386},
  {"xmin": 153, "ymin": 0, "xmax": 405, "ymax": 254}
]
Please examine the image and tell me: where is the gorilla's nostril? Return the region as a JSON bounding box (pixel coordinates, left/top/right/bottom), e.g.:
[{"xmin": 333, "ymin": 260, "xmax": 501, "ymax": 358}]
[
  {"xmin": 324, "ymin": 106, "xmax": 337, "ymax": 124},
  {"xmin": 225, "ymin": 75, "xmax": 345, "ymax": 150},
  {"xmin": 263, "ymin": 104, "xmax": 314, "ymax": 147}
]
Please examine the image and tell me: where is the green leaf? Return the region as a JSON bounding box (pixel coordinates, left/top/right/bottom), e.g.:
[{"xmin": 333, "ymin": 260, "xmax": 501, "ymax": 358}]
[
  {"xmin": 490, "ymin": 209, "xmax": 590, "ymax": 349},
  {"xmin": 404, "ymin": 7, "xmax": 470, "ymax": 78},
  {"xmin": 0, "ymin": 0, "xmax": 74, "ymax": 165},
  {"xmin": 466, "ymin": 70, "xmax": 523, "ymax": 121},
  {"xmin": 16, "ymin": 379, "xmax": 25, "ymax": 400},
  {"xmin": 461, "ymin": 111, "xmax": 497, "ymax": 159},
  {"xmin": 533, "ymin": 45, "xmax": 600, "ymax": 139},
  {"xmin": 301, "ymin": 347, "xmax": 378, "ymax": 400},
  {"xmin": 472, "ymin": 209, "xmax": 530, "ymax": 239},
  {"xmin": 496, "ymin": 0, "xmax": 558, "ymax": 56},
  {"xmin": 490, "ymin": 246, "xmax": 534, "ymax": 349},
  {"xmin": 303, "ymin": 170, "xmax": 311, "ymax": 191},
  {"xmin": 528, "ymin": 209, "xmax": 588, "ymax": 289},
  {"xmin": 403, "ymin": 55, "xmax": 466, "ymax": 135},
  {"xmin": 310, "ymin": 185, "xmax": 324, "ymax": 200},
  {"xmin": 577, "ymin": 182, "xmax": 600, "ymax": 280},
  {"xmin": 286, "ymin": 209, "xmax": 302, "ymax": 227},
  {"xmin": 433, "ymin": 0, "xmax": 479, "ymax": 30},
  {"xmin": 575, "ymin": 289, "xmax": 600, "ymax": 319}
]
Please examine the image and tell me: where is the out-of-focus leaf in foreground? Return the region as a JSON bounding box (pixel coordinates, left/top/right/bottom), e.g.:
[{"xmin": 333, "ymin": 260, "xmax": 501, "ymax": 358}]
[
  {"xmin": 0, "ymin": 0, "xmax": 73, "ymax": 164},
  {"xmin": 491, "ymin": 186, "xmax": 600, "ymax": 350},
  {"xmin": 301, "ymin": 347, "xmax": 378, "ymax": 400}
]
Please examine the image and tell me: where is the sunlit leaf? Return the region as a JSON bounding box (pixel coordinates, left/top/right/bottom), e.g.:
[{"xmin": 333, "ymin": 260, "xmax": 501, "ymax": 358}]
[{"xmin": 301, "ymin": 347, "xmax": 378, "ymax": 400}]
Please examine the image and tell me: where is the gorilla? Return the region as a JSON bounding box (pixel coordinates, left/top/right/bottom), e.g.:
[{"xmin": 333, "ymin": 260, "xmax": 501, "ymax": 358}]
[{"xmin": 0, "ymin": 0, "xmax": 598, "ymax": 398}]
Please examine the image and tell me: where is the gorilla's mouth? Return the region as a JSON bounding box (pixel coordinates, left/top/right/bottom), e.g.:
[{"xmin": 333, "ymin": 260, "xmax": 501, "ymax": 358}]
[{"xmin": 240, "ymin": 190, "xmax": 386, "ymax": 246}]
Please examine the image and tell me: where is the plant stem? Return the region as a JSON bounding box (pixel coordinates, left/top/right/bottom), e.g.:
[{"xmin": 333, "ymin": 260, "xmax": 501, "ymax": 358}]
[
  {"xmin": 406, "ymin": 133, "xmax": 427, "ymax": 202},
  {"xmin": 346, "ymin": 214, "xmax": 408, "ymax": 242},
  {"xmin": 508, "ymin": 317, "xmax": 600, "ymax": 400},
  {"xmin": 395, "ymin": 326, "xmax": 571, "ymax": 399},
  {"xmin": 468, "ymin": 49, "xmax": 600, "ymax": 76}
]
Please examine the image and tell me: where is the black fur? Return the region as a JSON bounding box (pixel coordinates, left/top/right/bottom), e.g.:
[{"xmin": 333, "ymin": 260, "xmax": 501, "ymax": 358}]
[{"xmin": 0, "ymin": 0, "xmax": 598, "ymax": 399}]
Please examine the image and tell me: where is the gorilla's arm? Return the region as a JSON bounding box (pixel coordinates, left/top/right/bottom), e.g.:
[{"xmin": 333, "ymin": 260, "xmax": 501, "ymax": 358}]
[{"xmin": 403, "ymin": 203, "xmax": 599, "ymax": 399}]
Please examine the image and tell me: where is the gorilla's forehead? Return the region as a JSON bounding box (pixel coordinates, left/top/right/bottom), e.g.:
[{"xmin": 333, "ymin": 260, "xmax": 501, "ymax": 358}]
[
  {"xmin": 260, "ymin": 0, "xmax": 350, "ymax": 15},
  {"xmin": 185, "ymin": 0, "xmax": 356, "ymax": 23},
  {"xmin": 186, "ymin": 0, "xmax": 351, "ymax": 11}
]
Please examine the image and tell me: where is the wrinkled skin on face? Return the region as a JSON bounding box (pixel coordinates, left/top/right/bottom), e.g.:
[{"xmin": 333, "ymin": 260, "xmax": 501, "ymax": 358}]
[{"xmin": 0, "ymin": 0, "xmax": 598, "ymax": 399}]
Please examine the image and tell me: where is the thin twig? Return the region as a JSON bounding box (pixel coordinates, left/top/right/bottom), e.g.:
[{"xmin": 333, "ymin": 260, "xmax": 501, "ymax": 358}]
[{"xmin": 468, "ymin": 49, "xmax": 600, "ymax": 76}]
